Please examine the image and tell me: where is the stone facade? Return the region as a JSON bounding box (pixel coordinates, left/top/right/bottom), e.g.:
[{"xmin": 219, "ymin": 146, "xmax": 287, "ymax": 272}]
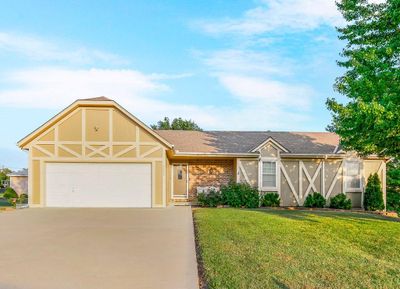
[{"xmin": 186, "ymin": 159, "xmax": 234, "ymax": 200}]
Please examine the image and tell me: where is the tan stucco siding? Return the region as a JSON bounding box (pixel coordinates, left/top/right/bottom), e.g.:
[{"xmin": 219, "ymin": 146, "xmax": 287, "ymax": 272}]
[
  {"xmin": 166, "ymin": 158, "xmax": 172, "ymax": 205},
  {"xmin": 237, "ymin": 159, "xmax": 258, "ymax": 187},
  {"xmin": 363, "ymin": 160, "xmax": 384, "ymax": 183},
  {"xmin": 260, "ymin": 143, "xmax": 279, "ymax": 158},
  {"xmin": 58, "ymin": 109, "xmax": 82, "ymax": 141},
  {"xmin": 154, "ymin": 161, "xmax": 163, "ymax": 206},
  {"xmin": 324, "ymin": 160, "xmax": 343, "ymax": 199},
  {"xmin": 280, "ymin": 159, "xmax": 346, "ymax": 206},
  {"xmin": 26, "ymin": 106, "xmax": 167, "ymax": 207},
  {"xmin": 32, "ymin": 160, "xmax": 41, "ymax": 205},
  {"xmin": 363, "ymin": 159, "xmax": 386, "ymax": 207},
  {"xmin": 280, "ymin": 160, "xmax": 300, "ymax": 206},
  {"xmin": 10, "ymin": 176, "xmax": 28, "ymax": 196}
]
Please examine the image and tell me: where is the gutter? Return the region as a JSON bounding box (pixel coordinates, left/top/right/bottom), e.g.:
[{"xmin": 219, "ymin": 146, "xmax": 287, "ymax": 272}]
[
  {"xmin": 280, "ymin": 153, "xmax": 388, "ymax": 160},
  {"xmin": 170, "ymin": 151, "xmax": 259, "ymax": 158}
]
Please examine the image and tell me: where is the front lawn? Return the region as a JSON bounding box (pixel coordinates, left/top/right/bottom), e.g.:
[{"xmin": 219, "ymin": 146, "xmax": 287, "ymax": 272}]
[{"xmin": 194, "ymin": 208, "xmax": 400, "ymax": 289}]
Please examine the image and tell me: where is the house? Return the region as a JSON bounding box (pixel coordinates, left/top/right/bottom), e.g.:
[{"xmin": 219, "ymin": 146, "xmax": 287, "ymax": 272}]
[
  {"xmin": 18, "ymin": 97, "xmax": 388, "ymax": 208},
  {"xmin": 7, "ymin": 169, "xmax": 28, "ymax": 196}
]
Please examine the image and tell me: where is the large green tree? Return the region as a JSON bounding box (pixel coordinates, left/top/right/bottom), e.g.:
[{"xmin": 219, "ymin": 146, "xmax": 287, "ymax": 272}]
[
  {"xmin": 150, "ymin": 117, "xmax": 202, "ymax": 131},
  {"xmin": 326, "ymin": 0, "xmax": 400, "ymax": 158},
  {"xmin": 0, "ymin": 167, "xmax": 12, "ymax": 188},
  {"xmin": 387, "ymin": 159, "xmax": 400, "ymax": 212}
]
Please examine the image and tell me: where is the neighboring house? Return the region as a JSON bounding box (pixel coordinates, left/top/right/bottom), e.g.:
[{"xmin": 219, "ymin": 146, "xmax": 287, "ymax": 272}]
[
  {"xmin": 18, "ymin": 97, "xmax": 388, "ymax": 208},
  {"xmin": 7, "ymin": 169, "xmax": 28, "ymax": 196}
]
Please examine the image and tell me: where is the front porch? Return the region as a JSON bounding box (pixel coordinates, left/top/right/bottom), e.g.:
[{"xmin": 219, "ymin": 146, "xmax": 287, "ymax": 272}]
[{"xmin": 168, "ymin": 158, "xmax": 235, "ymax": 204}]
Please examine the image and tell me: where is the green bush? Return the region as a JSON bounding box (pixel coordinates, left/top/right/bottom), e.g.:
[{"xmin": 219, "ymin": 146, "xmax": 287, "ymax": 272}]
[
  {"xmin": 17, "ymin": 193, "xmax": 28, "ymax": 204},
  {"xmin": 364, "ymin": 173, "xmax": 384, "ymax": 211},
  {"xmin": 221, "ymin": 182, "xmax": 260, "ymax": 208},
  {"xmin": 329, "ymin": 193, "xmax": 352, "ymax": 210},
  {"xmin": 304, "ymin": 192, "xmax": 326, "ymax": 208},
  {"xmin": 3, "ymin": 187, "xmax": 17, "ymax": 200},
  {"xmin": 261, "ymin": 193, "xmax": 280, "ymax": 207},
  {"xmin": 197, "ymin": 190, "xmax": 223, "ymax": 207},
  {"xmin": 387, "ymin": 191, "xmax": 400, "ymax": 214},
  {"xmin": 0, "ymin": 198, "xmax": 12, "ymax": 207}
]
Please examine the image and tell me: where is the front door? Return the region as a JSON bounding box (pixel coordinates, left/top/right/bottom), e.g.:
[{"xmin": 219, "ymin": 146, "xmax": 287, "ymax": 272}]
[{"xmin": 173, "ymin": 164, "xmax": 188, "ymax": 198}]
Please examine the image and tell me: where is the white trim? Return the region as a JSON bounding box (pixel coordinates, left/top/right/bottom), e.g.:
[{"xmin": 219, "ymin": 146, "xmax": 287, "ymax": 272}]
[
  {"xmin": 109, "ymin": 108, "xmax": 113, "ymax": 158},
  {"xmin": 18, "ymin": 99, "xmax": 173, "ymax": 149},
  {"xmin": 301, "ymin": 161, "xmax": 322, "ymax": 201},
  {"xmin": 238, "ymin": 161, "xmax": 251, "ymax": 184},
  {"xmin": 344, "ymin": 159, "xmax": 363, "ymax": 192},
  {"xmin": 172, "ymin": 163, "xmax": 189, "ymax": 199},
  {"xmin": 321, "ymin": 161, "xmax": 326, "ymax": 197},
  {"xmin": 140, "ymin": 146, "xmax": 162, "ymax": 158},
  {"xmin": 299, "ymin": 160, "xmax": 302, "ymax": 200},
  {"xmin": 382, "ymin": 161, "xmax": 387, "ymax": 210},
  {"xmin": 251, "ymin": 137, "xmax": 289, "ymax": 153},
  {"xmin": 259, "ymin": 157, "xmax": 279, "ymax": 191},
  {"xmin": 280, "ymin": 164, "xmax": 300, "ymax": 204},
  {"xmin": 326, "ymin": 161, "xmax": 344, "ymax": 199},
  {"xmin": 172, "ymin": 152, "xmax": 258, "ymax": 158}
]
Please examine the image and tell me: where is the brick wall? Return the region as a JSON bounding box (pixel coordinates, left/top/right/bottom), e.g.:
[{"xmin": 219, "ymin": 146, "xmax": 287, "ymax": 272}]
[{"xmin": 186, "ymin": 159, "xmax": 234, "ymax": 200}]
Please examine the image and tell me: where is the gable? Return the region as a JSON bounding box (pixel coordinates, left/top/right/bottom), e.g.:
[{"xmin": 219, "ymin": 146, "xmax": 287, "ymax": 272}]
[
  {"xmin": 251, "ymin": 137, "xmax": 289, "ymax": 156},
  {"xmin": 18, "ymin": 99, "xmax": 171, "ymax": 150}
]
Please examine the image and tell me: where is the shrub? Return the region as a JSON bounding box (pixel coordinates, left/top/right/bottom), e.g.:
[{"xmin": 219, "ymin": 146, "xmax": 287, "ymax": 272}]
[
  {"xmin": 3, "ymin": 187, "xmax": 17, "ymax": 200},
  {"xmin": 329, "ymin": 193, "xmax": 352, "ymax": 210},
  {"xmin": 304, "ymin": 192, "xmax": 326, "ymax": 208},
  {"xmin": 17, "ymin": 193, "xmax": 28, "ymax": 204},
  {"xmin": 387, "ymin": 191, "xmax": 400, "ymax": 214},
  {"xmin": 221, "ymin": 182, "xmax": 260, "ymax": 208},
  {"xmin": 197, "ymin": 190, "xmax": 223, "ymax": 207},
  {"xmin": 364, "ymin": 173, "xmax": 384, "ymax": 211},
  {"xmin": 261, "ymin": 193, "xmax": 280, "ymax": 207}
]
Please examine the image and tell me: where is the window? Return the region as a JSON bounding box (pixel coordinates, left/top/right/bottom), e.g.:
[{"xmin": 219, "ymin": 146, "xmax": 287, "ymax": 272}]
[
  {"xmin": 262, "ymin": 161, "xmax": 277, "ymax": 188},
  {"xmin": 346, "ymin": 161, "xmax": 361, "ymax": 190}
]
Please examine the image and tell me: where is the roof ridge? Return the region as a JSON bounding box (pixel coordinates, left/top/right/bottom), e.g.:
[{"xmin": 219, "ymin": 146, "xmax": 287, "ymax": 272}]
[
  {"xmin": 79, "ymin": 96, "xmax": 112, "ymax": 101},
  {"xmin": 156, "ymin": 130, "xmax": 334, "ymax": 134}
]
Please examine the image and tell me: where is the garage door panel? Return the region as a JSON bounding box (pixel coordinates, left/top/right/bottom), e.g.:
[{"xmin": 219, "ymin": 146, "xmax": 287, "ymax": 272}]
[{"xmin": 46, "ymin": 163, "xmax": 152, "ymax": 207}]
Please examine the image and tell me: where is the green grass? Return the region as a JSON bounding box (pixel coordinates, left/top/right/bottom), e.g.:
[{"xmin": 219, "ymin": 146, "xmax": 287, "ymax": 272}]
[{"xmin": 194, "ymin": 208, "xmax": 400, "ymax": 289}]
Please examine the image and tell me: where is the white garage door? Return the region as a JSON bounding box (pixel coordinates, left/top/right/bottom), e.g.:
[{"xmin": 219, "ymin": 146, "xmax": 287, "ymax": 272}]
[{"xmin": 45, "ymin": 163, "xmax": 152, "ymax": 207}]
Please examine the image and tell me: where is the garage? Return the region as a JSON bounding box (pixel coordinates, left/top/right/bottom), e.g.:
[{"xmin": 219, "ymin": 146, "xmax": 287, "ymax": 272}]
[
  {"xmin": 45, "ymin": 163, "xmax": 152, "ymax": 207},
  {"xmin": 18, "ymin": 98, "xmax": 170, "ymax": 208}
]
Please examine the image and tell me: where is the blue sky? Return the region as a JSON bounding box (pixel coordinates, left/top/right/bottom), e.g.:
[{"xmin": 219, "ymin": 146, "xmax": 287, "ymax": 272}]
[{"xmin": 0, "ymin": 0, "xmax": 353, "ymax": 169}]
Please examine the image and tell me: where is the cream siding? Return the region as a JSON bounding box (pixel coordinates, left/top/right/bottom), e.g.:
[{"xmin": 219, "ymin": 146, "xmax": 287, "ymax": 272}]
[{"xmin": 25, "ymin": 105, "xmax": 168, "ymax": 207}]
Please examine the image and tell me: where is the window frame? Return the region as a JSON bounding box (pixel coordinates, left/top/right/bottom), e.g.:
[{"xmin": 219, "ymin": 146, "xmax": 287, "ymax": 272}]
[
  {"xmin": 344, "ymin": 159, "xmax": 363, "ymax": 192},
  {"xmin": 260, "ymin": 157, "xmax": 279, "ymax": 191}
]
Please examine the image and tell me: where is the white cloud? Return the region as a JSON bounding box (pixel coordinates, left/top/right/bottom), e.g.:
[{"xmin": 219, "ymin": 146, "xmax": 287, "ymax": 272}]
[
  {"xmin": 218, "ymin": 74, "xmax": 312, "ymax": 110},
  {"xmin": 0, "ymin": 66, "xmax": 312, "ymax": 131},
  {"xmin": 0, "ymin": 68, "xmax": 168, "ymax": 108},
  {"xmin": 0, "ymin": 32, "xmax": 127, "ymax": 65},
  {"xmin": 203, "ymin": 49, "xmax": 292, "ymax": 76},
  {"xmin": 196, "ymin": 0, "xmax": 344, "ymax": 36}
]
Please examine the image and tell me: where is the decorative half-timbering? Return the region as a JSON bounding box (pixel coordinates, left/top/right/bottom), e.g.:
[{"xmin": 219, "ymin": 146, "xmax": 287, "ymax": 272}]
[
  {"xmin": 19, "ymin": 99, "xmax": 388, "ymax": 209},
  {"xmin": 19, "ymin": 99, "xmax": 171, "ymax": 207}
]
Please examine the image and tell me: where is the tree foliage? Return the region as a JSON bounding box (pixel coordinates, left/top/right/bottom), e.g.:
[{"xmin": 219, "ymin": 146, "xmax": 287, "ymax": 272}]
[
  {"xmin": 150, "ymin": 117, "xmax": 202, "ymax": 131},
  {"xmin": 364, "ymin": 173, "xmax": 385, "ymax": 211},
  {"xmin": 326, "ymin": 0, "xmax": 400, "ymax": 158},
  {"xmin": 0, "ymin": 167, "xmax": 12, "ymax": 187},
  {"xmin": 387, "ymin": 159, "xmax": 400, "ymax": 213}
]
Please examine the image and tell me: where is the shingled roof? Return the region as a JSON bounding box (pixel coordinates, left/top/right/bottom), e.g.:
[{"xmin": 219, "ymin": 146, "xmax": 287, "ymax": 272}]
[{"xmin": 155, "ymin": 130, "xmax": 340, "ymax": 155}]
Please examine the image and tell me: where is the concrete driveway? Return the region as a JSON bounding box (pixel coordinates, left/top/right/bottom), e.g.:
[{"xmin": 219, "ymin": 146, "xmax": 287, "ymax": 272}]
[{"xmin": 0, "ymin": 207, "xmax": 199, "ymax": 289}]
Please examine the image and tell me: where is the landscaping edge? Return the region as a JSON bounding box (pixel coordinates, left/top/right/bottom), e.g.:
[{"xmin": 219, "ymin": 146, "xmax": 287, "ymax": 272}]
[{"xmin": 191, "ymin": 208, "xmax": 208, "ymax": 289}]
